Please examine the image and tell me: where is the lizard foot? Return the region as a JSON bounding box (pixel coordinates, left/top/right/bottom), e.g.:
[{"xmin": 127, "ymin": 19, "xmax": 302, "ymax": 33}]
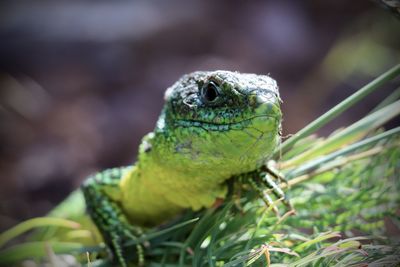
[{"xmin": 246, "ymin": 166, "xmax": 295, "ymax": 219}]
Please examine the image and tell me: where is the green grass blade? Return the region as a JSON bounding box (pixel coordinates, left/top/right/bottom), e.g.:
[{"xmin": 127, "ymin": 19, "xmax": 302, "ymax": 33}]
[
  {"xmin": 0, "ymin": 241, "xmax": 86, "ymax": 266},
  {"xmin": 274, "ymin": 64, "xmax": 400, "ymax": 157},
  {"xmin": 285, "ymin": 126, "xmax": 399, "ymax": 179},
  {"xmin": 294, "ymin": 232, "xmax": 341, "ymax": 252},
  {"xmin": 0, "ymin": 217, "xmax": 80, "ymax": 248},
  {"xmin": 124, "ymin": 218, "xmax": 199, "ymax": 246},
  {"xmin": 282, "ymin": 100, "xmax": 400, "ymax": 167},
  {"xmin": 370, "ymin": 87, "xmax": 400, "ymax": 114}
]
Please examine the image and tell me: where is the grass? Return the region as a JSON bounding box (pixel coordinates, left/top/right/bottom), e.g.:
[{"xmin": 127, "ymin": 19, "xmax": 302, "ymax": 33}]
[{"xmin": 0, "ymin": 64, "xmax": 399, "ymax": 267}]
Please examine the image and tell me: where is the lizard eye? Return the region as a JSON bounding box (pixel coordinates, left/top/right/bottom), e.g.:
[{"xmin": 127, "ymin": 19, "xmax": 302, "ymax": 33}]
[{"xmin": 200, "ymin": 81, "xmax": 221, "ymax": 104}]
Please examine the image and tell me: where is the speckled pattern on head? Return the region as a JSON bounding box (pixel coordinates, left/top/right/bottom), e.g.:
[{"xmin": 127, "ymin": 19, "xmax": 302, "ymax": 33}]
[{"xmin": 162, "ymin": 71, "xmax": 281, "ymax": 129}]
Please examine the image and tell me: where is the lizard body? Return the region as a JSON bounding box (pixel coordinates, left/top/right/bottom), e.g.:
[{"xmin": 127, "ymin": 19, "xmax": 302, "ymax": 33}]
[{"xmin": 81, "ymin": 71, "xmax": 282, "ymax": 266}]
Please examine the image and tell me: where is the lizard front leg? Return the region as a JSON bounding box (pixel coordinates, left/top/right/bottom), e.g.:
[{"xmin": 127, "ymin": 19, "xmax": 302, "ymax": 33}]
[
  {"xmin": 81, "ymin": 167, "xmax": 144, "ymax": 267},
  {"xmin": 239, "ymin": 165, "xmax": 295, "ymax": 219}
]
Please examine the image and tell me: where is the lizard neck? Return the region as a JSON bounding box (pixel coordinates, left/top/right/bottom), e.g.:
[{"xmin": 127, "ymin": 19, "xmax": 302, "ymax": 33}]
[
  {"xmin": 136, "ymin": 132, "xmax": 229, "ymax": 210},
  {"xmin": 119, "ymin": 137, "xmax": 227, "ymax": 227}
]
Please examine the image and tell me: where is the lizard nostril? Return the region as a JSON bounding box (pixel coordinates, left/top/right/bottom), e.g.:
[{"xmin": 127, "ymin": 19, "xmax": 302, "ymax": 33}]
[{"xmin": 248, "ymin": 91, "xmax": 276, "ymax": 107}]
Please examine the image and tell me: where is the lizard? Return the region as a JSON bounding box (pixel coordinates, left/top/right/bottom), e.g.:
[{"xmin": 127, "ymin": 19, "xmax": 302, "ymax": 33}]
[{"xmin": 80, "ymin": 70, "xmax": 285, "ymax": 267}]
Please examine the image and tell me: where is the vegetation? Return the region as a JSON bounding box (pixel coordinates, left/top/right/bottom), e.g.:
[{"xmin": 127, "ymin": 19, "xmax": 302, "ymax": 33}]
[{"xmin": 0, "ymin": 65, "xmax": 399, "ymax": 267}]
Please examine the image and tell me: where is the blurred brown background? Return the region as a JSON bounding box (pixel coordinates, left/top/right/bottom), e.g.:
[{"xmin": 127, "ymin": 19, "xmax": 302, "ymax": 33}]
[{"xmin": 0, "ymin": 1, "xmax": 399, "ymax": 231}]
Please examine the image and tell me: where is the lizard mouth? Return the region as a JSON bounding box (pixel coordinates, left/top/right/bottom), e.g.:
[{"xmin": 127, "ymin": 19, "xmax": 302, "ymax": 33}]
[{"xmin": 174, "ymin": 114, "xmax": 279, "ymax": 131}]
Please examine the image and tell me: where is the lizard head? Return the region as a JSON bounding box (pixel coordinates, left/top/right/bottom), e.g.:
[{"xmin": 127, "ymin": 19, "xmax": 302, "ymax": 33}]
[{"xmin": 148, "ymin": 71, "xmax": 282, "ymax": 179}]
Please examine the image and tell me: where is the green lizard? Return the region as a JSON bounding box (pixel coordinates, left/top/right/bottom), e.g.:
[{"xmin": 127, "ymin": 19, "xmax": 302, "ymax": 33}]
[{"xmin": 80, "ymin": 70, "xmax": 284, "ymax": 266}]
